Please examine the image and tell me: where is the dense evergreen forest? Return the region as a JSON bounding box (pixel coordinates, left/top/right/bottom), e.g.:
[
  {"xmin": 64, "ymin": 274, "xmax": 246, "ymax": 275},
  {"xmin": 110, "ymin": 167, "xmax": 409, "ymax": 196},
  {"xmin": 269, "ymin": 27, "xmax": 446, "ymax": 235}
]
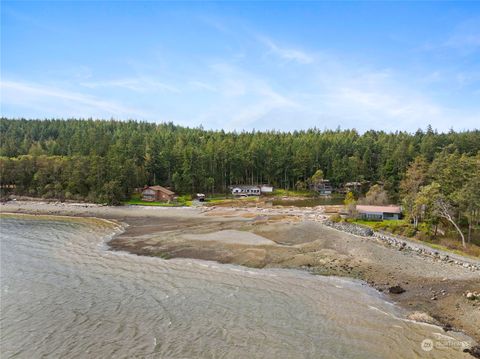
[{"xmin": 1, "ymin": 118, "xmax": 479, "ymax": 205}]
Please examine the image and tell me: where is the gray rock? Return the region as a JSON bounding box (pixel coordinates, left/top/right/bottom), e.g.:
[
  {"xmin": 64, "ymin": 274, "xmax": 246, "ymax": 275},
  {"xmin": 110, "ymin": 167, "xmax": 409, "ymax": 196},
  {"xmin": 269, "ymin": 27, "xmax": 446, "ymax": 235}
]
[{"xmin": 389, "ymin": 285, "xmax": 406, "ymax": 294}]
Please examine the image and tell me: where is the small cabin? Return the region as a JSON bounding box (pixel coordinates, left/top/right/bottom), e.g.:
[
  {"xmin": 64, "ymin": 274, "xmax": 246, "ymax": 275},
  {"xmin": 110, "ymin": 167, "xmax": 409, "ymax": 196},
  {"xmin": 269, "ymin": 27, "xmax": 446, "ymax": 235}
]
[
  {"xmin": 142, "ymin": 186, "xmax": 176, "ymax": 202},
  {"xmin": 260, "ymin": 185, "xmax": 274, "ymax": 193},
  {"xmin": 356, "ymin": 205, "xmax": 402, "ymax": 221}
]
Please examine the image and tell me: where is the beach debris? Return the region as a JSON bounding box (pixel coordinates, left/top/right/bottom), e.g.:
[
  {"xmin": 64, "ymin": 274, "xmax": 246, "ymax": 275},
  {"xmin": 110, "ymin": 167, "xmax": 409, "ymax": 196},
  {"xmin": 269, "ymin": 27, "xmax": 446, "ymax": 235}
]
[
  {"xmin": 442, "ymin": 323, "xmax": 453, "ymax": 332},
  {"xmin": 406, "ymin": 311, "xmax": 438, "ymax": 325},
  {"xmin": 465, "ymin": 291, "xmax": 480, "ymax": 300},
  {"xmin": 388, "ymin": 285, "xmax": 406, "ymax": 294},
  {"xmin": 463, "ymin": 345, "xmax": 480, "ymax": 358}
]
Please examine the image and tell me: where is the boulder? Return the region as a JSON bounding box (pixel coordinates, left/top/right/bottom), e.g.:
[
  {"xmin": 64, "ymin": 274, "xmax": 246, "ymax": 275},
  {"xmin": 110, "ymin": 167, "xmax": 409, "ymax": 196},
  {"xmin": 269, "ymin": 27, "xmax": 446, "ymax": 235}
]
[
  {"xmin": 464, "ymin": 345, "xmax": 480, "ymax": 358},
  {"xmin": 389, "ymin": 285, "xmax": 406, "ymax": 294}
]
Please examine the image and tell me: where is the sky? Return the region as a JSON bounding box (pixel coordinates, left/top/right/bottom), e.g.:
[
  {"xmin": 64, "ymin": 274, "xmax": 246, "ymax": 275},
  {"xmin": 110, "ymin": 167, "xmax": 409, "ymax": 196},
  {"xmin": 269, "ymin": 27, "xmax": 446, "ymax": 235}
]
[{"xmin": 1, "ymin": 1, "xmax": 479, "ymax": 132}]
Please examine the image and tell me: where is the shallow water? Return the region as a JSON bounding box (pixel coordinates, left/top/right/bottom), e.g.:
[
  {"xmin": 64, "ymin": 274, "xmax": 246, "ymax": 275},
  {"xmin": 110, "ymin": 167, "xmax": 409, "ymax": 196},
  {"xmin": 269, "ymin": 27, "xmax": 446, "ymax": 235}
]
[{"xmin": 0, "ymin": 215, "xmax": 474, "ymax": 358}]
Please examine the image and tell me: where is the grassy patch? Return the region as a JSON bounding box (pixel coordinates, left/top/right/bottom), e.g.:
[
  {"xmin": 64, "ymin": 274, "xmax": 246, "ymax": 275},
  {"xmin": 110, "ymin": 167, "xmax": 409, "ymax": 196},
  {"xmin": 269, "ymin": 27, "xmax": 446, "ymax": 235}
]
[
  {"xmin": 206, "ymin": 198, "xmax": 234, "ymax": 204},
  {"xmin": 206, "ymin": 193, "xmax": 232, "ymax": 199},
  {"xmin": 124, "ymin": 199, "xmax": 179, "ymax": 206},
  {"xmin": 420, "ymin": 238, "xmax": 480, "ymax": 258},
  {"xmin": 352, "ymin": 218, "xmax": 480, "ymax": 258},
  {"xmin": 352, "ymin": 219, "xmax": 415, "ymax": 236},
  {"xmin": 268, "ymin": 189, "xmax": 315, "ymax": 197},
  {"xmin": 124, "ymin": 193, "xmax": 191, "ymax": 207}
]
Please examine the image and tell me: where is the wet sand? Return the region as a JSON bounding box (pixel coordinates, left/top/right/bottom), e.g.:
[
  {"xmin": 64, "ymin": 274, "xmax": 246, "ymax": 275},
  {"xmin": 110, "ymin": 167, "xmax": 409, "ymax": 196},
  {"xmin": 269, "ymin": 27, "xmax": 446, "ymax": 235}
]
[{"xmin": 1, "ymin": 200, "xmax": 479, "ymax": 346}]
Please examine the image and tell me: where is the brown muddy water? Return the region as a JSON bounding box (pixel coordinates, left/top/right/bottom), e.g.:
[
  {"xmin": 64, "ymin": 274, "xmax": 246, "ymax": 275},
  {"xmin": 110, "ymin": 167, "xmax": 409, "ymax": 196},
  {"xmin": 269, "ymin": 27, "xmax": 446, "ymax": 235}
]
[{"xmin": 0, "ymin": 216, "xmax": 475, "ymax": 358}]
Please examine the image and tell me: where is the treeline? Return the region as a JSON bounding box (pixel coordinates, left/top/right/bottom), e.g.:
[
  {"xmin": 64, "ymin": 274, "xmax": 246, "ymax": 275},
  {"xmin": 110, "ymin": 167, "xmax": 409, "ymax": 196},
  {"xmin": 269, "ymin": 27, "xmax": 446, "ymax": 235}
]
[
  {"xmin": 1, "ymin": 118, "xmax": 480, "ymax": 204},
  {"xmin": 340, "ymin": 151, "xmax": 480, "ymax": 246},
  {"xmin": 400, "ymin": 151, "xmax": 480, "ymax": 246}
]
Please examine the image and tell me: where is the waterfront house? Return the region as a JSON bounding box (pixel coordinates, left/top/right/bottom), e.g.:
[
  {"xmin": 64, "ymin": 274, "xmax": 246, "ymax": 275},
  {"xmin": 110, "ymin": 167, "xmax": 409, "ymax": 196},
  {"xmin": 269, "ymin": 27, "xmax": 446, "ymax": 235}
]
[
  {"xmin": 344, "ymin": 182, "xmax": 362, "ymax": 193},
  {"xmin": 230, "ymin": 185, "xmax": 261, "ymax": 196},
  {"xmin": 356, "ymin": 205, "xmax": 402, "ymax": 220},
  {"xmin": 311, "ymin": 179, "xmax": 333, "ymax": 195},
  {"xmin": 229, "ymin": 184, "xmax": 273, "ymax": 196},
  {"xmin": 141, "ymin": 186, "xmax": 176, "ymax": 202}
]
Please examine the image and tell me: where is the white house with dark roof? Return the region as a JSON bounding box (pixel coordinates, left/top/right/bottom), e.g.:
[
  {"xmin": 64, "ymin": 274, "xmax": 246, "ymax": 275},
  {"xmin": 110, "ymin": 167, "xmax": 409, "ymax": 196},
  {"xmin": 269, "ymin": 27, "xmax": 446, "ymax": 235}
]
[
  {"xmin": 230, "ymin": 185, "xmax": 261, "ymax": 196},
  {"xmin": 229, "ymin": 185, "xmax": 273, "ymax": 196}
]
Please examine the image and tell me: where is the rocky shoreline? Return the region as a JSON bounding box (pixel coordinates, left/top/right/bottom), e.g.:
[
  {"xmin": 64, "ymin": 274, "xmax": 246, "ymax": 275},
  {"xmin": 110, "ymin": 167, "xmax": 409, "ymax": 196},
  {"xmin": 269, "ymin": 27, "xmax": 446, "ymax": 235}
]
[{"xmin": 323, "ymin": 220, "xmax": 480, "ymax": 272}]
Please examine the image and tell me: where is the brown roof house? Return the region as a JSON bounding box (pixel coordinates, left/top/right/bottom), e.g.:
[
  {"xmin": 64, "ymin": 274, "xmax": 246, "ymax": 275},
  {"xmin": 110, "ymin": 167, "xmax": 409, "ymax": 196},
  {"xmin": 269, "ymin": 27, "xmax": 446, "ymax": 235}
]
[{"xmin": 142, "ymin": 186, "xmax": 176, "ymax": 202}]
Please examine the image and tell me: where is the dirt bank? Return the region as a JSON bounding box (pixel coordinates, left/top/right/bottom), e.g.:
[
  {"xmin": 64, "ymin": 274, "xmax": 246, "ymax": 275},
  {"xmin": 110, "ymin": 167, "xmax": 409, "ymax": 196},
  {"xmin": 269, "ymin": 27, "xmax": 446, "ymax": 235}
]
[{"xmin": 2, "ymin": 201, "xmax": 479, "ymax": 345}]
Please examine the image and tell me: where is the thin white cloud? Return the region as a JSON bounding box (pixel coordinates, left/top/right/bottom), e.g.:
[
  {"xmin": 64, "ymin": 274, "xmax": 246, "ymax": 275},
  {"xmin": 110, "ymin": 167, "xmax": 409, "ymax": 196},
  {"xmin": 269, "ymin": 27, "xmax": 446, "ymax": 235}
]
[
  {"xmin": 202, "ymin": 50, "xmax": 479, "ymax": 132},
  {"xmin": 208, "ymin": 63, "xmax": 248, "ymax": 97},
  {"xmin": 446, "ymin": 33, "xmax": 480, "ymax": 49},
  {"xmin": 306, "ymin": 64, "xmax": 480, "ymax": 132},
  {"xmin": 188, "ymin": 80, "xmax": 218, "ymax": 92},
  {"xmin": 80, "ymin": 77, "xmax": 179, "ymax": 93},
  {"xmin": 227, "ymin": 84, "xmax": 300, "ymax": 130},
  {"xmin": 1, "ymin": 80, "xmax": 148, "ymax": 118},
  {"xmin": 258, "ymin": 36, "xmax": 314, "ymax": 64},
  {"xmin": 197, "ymin": 15, "xmax": 229, "ymax": 34},
  {"xmin": 420, "ymin": 17, "xmax": 480, "ymax": 55},
  {"xmin": 2, "ymin": 24, "xmax": 478, "ymax": 132},
  {"xmin": 189, "ymin": 62, "xmax": 300, "ymax": 130},
  {"xmin": 329, "ymin": 87, "xmax": 441, "ymax": 124},
  {"xmin": 444, "ymin": 17, "xmax": 480, "ymax": 53}
]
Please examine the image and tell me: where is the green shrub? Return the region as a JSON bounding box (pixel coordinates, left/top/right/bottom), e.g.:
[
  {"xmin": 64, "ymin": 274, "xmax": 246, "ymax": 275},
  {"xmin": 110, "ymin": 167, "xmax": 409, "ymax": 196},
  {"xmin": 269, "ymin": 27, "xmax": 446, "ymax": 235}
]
[
  {"xmin": 417, "ymin": 222, "xmax": 431, "ymax": 235},
  {"xmin": 330, "ymin": 213, "xmax": 343, "ymax": 223},
  {"xmin": 401, "ymin": 226, "xmax": 417, "ymax": 237},
  {"xmin": 416, "ymin": 231, "xmax": 431, "ymax": 242}
]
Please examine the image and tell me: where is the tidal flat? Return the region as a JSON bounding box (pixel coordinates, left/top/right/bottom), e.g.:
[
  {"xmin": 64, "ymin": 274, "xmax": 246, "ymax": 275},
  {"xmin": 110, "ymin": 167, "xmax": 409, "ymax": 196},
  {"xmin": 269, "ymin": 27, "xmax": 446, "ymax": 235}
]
[{"xmin": 1, "ymin": 201, "xmax": 479, "ymax": 357}]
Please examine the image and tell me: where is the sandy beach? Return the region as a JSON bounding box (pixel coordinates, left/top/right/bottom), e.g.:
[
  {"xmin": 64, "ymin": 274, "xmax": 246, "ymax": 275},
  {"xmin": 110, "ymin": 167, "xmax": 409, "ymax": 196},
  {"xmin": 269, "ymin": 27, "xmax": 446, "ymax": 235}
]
[{"xmin": 1, "ymin": 200, "xmax": 479, "ymax": 347}]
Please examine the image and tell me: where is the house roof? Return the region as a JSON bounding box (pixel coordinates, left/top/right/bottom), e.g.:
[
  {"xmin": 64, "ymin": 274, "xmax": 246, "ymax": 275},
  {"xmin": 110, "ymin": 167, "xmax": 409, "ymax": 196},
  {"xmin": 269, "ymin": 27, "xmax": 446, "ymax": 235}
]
[
  {"xmin": 345, "ymin": 182, "xmax": 362, "ymax": 186},
  {"xmin": 145, "ymin": 185, "xmax": 175, "ymax": 195},
  {"xmin": 356, "ymin": 205, "xmax": 401, "ymax": 214}
]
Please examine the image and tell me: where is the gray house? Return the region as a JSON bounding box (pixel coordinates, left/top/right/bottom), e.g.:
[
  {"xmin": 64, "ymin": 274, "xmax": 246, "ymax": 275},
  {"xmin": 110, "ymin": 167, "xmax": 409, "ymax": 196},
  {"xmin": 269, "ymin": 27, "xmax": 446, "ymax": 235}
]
[
  {"xmin": 356, "ymin": 205, "xmax": 402, "ymax": 220},
  {"xmin": 311, "ymin": 179, "xmax": 333, "ymax": 195}
]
